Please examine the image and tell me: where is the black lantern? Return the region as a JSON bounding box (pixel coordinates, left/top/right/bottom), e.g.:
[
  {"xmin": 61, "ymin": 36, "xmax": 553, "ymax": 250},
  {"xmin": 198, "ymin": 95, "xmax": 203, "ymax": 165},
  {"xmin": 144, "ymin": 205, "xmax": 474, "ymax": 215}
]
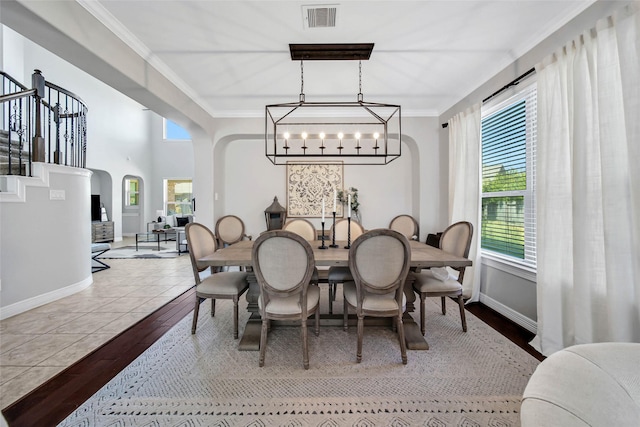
[{"xmin": 264, "ymin": 196, "xmax": 287, "ymax": 230}]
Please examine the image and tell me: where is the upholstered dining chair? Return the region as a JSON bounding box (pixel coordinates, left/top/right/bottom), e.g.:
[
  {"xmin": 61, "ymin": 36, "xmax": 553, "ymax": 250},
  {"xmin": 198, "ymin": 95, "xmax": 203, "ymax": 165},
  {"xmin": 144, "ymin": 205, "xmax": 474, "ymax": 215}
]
[
  {"xmin": 389, "ymin": 214, "xmax": 420, "ymax": 240},
  {"xmin": 215, "ymin": 215, "xmax": 252, "ymax": 247},
  {"xmin": 215, "ymin": 215, "xmax": 252, "ymax": 271},
  {"xmin": 283, "ymin": 219, "xmax": 324, "ymax": 285},
  {"xmin": 411, "ymin": 221, "xmax": 473, "ymax": 335},
  {"xmin": 252, "ymin": 230, "xmax": 320, "ymax": 370},
  {"xmin": 327, "ymin": 219, "xmax": 365, "ymax": 313},
  {"xmin": 283, "ymin": 218, "xmax": 317, "ymax": 242},
  {"xmin": 185, "ymin": 222, "xmax": 249, "ymax": 338},
  {"xmin": 342, "ymin": 228, "xmax": 411, "ymax": 364}
]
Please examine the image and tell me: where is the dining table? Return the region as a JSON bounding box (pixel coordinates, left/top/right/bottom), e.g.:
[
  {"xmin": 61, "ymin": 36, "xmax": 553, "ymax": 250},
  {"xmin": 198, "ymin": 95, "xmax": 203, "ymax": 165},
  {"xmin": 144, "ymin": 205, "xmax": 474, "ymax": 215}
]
[{"xmin": 198, "ymin": 239, "xmax": 472, "ymax": 351}]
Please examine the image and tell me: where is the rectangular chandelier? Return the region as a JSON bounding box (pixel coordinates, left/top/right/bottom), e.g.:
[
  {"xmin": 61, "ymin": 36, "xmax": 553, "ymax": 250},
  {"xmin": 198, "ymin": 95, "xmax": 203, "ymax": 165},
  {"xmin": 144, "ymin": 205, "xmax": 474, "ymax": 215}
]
[{"xmin": 265, "ymin": 44, "xmax": 402, "ymax": 165}]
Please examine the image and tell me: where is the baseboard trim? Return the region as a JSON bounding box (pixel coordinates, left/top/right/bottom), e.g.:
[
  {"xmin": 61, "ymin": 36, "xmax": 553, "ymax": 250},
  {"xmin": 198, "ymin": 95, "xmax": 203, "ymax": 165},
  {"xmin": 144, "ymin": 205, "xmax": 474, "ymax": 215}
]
[
  {"xmin": 479, "ymin": 293, "xmax": 537, "ymax": 334},
  {"xmin": 0, "ymin": 275, "xmax": 93, "ymax": 320}
]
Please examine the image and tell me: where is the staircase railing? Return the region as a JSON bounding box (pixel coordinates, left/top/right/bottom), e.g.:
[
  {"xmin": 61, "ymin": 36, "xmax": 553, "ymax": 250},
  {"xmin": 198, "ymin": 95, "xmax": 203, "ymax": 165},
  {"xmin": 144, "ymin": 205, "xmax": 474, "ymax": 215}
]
[{"xmin": 1, "ymin": 69, "xmax": 88, "ymax": 176}]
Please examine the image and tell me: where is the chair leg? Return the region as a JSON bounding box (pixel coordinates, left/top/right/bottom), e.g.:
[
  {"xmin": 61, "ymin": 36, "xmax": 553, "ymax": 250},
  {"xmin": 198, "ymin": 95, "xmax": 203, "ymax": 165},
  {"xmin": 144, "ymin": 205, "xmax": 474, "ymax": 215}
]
[
  {"xmin": 396, "ymin": 313, "xmax": 408, "ymax": 365},
  {"xmin": 328, "ymin": 281, "xmax": 334, "ymax": 314},
  {"xmin": 356, "ymin": 314, "xmax": 364, "ymax": 363},
  {"xmin": 457, "ymin": 295, "xmax": 467, "ymax": 332},
  {"xmin": 314, "ymin": 308, "xmax": 320, "ymax": 336},
  {"xmin": 420, "ymin": 293, "xmax": 426, "ymax": 336},
  {"xmin": 211, "ymin": 299, "xmax": 216, "ymax": 317},
  {"xmin": 301, "ymin": 319, "xmax": 309, "ymax": 370},
  {"xmin": 259, "ymin": 318, "xmax": 268, "ymax": 367},
  {"xmin": 343, "ymin": 299, "xmax": 349, "ymax": 331},
  {"xmin": 233, "ymin": 297, "xmax": 239, "ymax": 339},
  {"xmin": 191, "ymin": 297, "xmax": 202, "ymax": 334},
  {"xmin": 440, "ymin": 296, "xmax": 446, "ymax": 315}
]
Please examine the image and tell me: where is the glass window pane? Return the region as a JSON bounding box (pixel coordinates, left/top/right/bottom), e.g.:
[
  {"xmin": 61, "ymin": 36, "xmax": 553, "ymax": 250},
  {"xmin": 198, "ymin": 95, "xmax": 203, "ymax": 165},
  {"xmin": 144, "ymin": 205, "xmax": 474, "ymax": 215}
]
[
  {"xmin": 166, "ymin": 179, "xmax": 193, "ymax": 215},
  {"xmin": 164, "ymin": 119, "xmax": 191, "ymax": 140},
  {"xmin": 481, "ymin": 196, "xmax": 525, "ymax": 258}
]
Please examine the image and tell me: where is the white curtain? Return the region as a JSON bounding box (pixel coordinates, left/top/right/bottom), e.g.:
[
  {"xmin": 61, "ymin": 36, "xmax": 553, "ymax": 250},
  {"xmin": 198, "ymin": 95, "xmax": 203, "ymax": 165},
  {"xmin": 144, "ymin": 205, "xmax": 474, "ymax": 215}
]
[
  {"xmin": 448, "ymin": 104, "xmax": 482, "ymax": 302},
  {"xmin": 533, "ymin": 3, "xmax": 640, "ymax": 356}
]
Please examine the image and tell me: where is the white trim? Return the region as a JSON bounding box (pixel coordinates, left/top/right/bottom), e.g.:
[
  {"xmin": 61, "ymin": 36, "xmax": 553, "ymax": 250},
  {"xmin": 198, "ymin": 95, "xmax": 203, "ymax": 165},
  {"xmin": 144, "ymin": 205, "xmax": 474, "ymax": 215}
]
[
  {"xmin": 481, "ymin": 254, "xmax": 537, "ymax": 282},
  {"xmin": 479, "ymin": 292, "xmax": 538, "ymax": 334},
  {"xmin": 0, "ymin": 275, "xmax": 93, "ymax": 320}
]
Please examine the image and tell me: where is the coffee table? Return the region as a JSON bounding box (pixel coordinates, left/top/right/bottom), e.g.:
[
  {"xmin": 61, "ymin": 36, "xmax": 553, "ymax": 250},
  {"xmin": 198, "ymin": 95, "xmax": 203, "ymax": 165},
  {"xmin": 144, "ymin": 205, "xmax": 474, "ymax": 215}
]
[{"xmin": 135, "ymin": 229, "xmax": 177, "ymax": 251}]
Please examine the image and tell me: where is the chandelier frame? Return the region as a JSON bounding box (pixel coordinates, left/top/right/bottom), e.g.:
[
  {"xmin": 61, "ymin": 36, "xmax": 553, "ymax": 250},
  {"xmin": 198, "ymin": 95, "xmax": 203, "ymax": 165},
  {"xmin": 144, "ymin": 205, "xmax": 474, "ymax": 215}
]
[{"xmin": 264, "ymin": 44, "xmax": 402, "ymax": 166}]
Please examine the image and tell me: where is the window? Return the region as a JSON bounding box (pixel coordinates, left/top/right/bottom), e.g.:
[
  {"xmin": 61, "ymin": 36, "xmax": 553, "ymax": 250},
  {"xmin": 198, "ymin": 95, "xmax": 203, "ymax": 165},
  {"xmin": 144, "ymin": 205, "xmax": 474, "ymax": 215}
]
[
  {"xmin": 125, "ymin": 178, "xmax": 139, "ymax": 207},
  {"xmin": 481, "ymin": 82, "xmax": 536, "ymax": 268},
  {"xmin": 165, "ymin": 179, "xmax": 193, "ymax": 216},
  {"xmin": 163, "ymin": 118, "xmax": 191, "ymax": 140}
]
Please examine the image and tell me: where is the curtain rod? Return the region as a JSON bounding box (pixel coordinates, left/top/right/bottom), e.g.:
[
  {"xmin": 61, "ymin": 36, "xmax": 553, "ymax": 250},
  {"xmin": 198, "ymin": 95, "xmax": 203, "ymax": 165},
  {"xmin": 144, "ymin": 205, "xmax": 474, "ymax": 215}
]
[{"xmin": 441, "ymin": 67, "xmax": 536, "ymax": 128}]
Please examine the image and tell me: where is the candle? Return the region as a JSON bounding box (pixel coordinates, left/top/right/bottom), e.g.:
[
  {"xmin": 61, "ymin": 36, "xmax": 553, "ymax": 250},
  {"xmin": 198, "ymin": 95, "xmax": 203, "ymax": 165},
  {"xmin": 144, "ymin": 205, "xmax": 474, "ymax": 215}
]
[
  {"xmin": 322, "ymin": 198, "xmax": 325, "ymax": 222},
  {"xmin": 348, "ymin": 194, "xmax": 351, "ymax": 218},
  {"xmin": 333, "ymin": 189, "xmax": 337, "ymax": 212}
]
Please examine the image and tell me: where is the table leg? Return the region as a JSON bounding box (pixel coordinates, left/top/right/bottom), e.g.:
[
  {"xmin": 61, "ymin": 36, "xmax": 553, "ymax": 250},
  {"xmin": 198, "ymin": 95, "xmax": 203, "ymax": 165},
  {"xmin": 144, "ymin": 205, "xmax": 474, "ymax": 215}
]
[
  {"xmin": 135, "ymin": 234, "xmax": 139, "ymax": 251},
  {"xmin": 157, "ymin": 233, "xmax": 161, "ymax": 251},
  {"xmin": 402, "ymin": 274, "xmax": 429, "ymax": 350},
  {"xmin": 238, "ymin": 273, "xmax": 261, "ymax": 351}
]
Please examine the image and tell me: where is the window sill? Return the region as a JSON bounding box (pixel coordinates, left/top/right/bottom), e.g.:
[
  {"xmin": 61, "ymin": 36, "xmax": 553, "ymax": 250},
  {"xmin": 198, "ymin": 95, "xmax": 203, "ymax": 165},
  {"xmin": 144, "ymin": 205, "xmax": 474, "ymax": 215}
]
[{"xmin": 481, "ymin": 252, "xmax": 537, "ymax": 282}]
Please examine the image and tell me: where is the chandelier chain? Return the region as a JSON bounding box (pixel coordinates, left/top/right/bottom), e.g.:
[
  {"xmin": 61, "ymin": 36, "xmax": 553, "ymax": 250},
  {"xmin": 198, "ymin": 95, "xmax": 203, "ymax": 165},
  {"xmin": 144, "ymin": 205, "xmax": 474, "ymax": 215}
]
[
  {"xmin": 359, "ymin": 60, "xmax": 362, "ymax": 94},
  {"xmin": 300, "ymin": 60, "xmax": 304, "ymax": 95}
]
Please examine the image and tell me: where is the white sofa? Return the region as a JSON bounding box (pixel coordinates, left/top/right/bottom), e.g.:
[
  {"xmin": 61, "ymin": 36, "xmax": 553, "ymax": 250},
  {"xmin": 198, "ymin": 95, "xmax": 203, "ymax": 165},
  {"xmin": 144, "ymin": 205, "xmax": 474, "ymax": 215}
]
[{"xmin": 521, "ymin": 342, "xmax": 640, "ymax": 426}]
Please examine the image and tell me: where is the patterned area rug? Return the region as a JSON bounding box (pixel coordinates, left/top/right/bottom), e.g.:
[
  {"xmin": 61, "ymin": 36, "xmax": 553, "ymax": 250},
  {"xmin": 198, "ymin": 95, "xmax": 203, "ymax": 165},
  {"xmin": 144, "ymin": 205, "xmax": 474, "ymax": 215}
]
[
  {"xmin": 59, "ymin": 296, "xmax": 539, "ymax": 427},
  {"xmin": 99, "ymin": 244, "xmax": 181, "ymax": 259}
]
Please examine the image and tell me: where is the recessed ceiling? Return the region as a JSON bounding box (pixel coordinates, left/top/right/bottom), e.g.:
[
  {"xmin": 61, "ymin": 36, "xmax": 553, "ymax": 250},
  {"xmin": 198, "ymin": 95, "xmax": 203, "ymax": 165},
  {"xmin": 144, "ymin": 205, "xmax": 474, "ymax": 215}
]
[
  {"xmin": 289, "ymin": 43, "xmax": 374, "ymax": 61},
  {"xmin": 80, "ymin": 0, "xmax": 596, "ymax": 118}
]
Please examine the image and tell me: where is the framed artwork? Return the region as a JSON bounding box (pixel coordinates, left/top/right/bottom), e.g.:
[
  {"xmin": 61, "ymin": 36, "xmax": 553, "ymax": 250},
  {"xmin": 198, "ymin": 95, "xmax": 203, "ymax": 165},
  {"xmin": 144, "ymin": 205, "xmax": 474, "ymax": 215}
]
[{"xmin": 287, "ymin": 162, "xmax": 344, "ymax": 217}]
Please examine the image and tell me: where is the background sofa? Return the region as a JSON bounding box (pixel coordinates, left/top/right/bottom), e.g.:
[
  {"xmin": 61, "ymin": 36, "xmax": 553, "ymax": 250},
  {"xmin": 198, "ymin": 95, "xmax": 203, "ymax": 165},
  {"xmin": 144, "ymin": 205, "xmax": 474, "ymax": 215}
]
[{"xmin": 521, "ymin": 342, "xmax": 640, "ymax": 426}]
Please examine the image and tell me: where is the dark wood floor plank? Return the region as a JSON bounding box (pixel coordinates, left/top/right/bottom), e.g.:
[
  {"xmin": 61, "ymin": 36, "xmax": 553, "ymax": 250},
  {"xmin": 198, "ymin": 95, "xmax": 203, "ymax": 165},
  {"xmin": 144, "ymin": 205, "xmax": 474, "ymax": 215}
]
[{"xmin": 2, "ymin": 289, "xmax": 540, "ymax": 426}]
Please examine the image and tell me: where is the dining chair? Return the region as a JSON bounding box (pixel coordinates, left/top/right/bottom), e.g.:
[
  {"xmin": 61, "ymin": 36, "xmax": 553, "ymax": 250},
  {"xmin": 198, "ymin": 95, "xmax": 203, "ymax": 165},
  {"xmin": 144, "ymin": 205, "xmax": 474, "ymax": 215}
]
[
  {"xmin": 342, "ymin": 228, "xmax": 411, "ymax": 364},
  {"xmin": 411, "ymin": 221, "xmax": 473, "ymax": 335},
  {"xmin": 185, "ymin": 222, "xmax": 249, "ymax": 338},
  {"xmin": 215, "ymin": 215, "xmax": 252, "ymax": 247},
  {"xmin": 389, "ymin": 214, "xmax": 420, "ymax": 240},
  {"xmin": 282, "ymin": 218, "xmax": 317, "ymax": 242},
  {"xmin": 215, "ymin": 214, "xmax": 252, "ymax": 271},
  {"xmin": 252, "ymin": 230, "xmax": 320, "ymax": 370},
  {"xmin": 327, "ymin": 218, "xmax": 365, "ymax": 313},
  {"xmin": 283, "ymin": 219, "xmax": 324, "ymax": 286}
]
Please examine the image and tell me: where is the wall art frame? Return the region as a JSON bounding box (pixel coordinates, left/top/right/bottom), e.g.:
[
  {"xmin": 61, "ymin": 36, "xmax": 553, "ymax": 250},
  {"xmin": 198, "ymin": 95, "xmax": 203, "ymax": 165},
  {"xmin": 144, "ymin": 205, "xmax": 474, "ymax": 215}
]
[{"xmin": 286, "ymin": 162, "xmax": 344, "ymax": 218}]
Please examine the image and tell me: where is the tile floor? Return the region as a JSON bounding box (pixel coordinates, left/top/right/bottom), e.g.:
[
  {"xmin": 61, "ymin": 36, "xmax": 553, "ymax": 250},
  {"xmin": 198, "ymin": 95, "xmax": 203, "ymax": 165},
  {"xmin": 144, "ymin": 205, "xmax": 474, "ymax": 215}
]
[{"xmin": 0, "ymin": 237, "xmax": 194, "ymax": 409}]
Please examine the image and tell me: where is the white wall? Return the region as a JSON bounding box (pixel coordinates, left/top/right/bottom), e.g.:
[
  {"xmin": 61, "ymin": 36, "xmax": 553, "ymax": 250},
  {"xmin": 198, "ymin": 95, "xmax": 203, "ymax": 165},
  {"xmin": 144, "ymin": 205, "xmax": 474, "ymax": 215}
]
[
  {"xmin": 199, "ymin": 117, "xmax": 443, "ymax": 242},
  {"xmin": 0, "ymin": 164, "xmax": 93, "ymax": 316},
  {"xmin": 148, "ymin": 114, "xmax": 194, "ymax": 225},
  {"xmin": 11, "ymin": 26, "xmax": 153, "ymax": 241}
]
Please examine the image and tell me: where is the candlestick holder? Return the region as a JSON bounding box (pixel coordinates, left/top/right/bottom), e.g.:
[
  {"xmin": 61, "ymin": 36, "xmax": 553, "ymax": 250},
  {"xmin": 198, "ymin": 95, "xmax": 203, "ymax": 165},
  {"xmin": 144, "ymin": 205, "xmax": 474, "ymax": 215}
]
[
  {"xmin": 344, "ymin": 216, "xmax": 352, "ymax": 249},
  {"xmin": 319, "ymin": 221, "xmax": 327, "ymax": 249},
  {"xmin": 329, "ymin": 211, "xmax": 338, "ymax": 248}
]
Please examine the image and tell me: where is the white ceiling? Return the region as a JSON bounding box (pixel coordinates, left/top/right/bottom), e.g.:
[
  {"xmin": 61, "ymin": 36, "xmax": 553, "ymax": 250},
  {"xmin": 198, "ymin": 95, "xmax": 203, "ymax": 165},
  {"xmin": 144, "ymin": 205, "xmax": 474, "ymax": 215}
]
[{"xmin": 81, "ymin": 0, "xmax": 595, "ymax": 118}]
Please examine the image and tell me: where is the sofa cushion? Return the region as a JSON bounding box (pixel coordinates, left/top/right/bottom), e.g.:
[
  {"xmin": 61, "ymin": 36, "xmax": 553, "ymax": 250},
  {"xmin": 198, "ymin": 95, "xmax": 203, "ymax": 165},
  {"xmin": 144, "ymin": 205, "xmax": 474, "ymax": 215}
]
[{"xmin": 521, "ymin": 343, "xmax": 640, "ymax": 427}]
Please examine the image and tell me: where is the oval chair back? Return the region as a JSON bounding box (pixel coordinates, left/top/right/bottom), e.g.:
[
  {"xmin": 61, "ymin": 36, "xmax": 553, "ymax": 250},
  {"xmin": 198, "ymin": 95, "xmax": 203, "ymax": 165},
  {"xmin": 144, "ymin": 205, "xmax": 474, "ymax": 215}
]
[{"xmin": 283, "ymin": 218, "xmax": 317, "ymax": 242}]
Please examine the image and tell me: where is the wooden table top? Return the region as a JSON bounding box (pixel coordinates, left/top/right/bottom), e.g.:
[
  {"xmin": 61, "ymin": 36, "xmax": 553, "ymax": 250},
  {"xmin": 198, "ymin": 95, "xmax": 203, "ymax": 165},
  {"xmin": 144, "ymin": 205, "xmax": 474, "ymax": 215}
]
[{"xmin": 199, "ymin": 240, "xmax": 471, "ymax": 269}]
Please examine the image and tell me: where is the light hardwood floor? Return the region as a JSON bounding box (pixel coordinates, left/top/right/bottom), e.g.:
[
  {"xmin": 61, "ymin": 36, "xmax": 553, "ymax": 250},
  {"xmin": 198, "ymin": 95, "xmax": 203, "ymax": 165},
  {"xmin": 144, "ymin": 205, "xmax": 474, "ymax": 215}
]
[{"xmin": 0, "ymin": 237, "xmax": 194, "ymax": 409}]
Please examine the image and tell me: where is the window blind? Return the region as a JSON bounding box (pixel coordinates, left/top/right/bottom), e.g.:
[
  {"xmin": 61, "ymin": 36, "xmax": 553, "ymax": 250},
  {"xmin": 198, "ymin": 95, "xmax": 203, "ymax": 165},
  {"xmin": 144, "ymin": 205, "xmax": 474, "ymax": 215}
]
[{"xmin": 481, "ymin": 82, "xmax": 536, "ymax": 268}]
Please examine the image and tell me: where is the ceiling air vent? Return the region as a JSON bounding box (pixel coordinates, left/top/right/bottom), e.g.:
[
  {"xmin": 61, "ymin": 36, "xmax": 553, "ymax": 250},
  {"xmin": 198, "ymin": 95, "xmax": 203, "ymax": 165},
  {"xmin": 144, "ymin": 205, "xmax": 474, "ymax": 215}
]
[{"xmin": 303, "ymin": 5, "xmax": 338, "ymax": 29}]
